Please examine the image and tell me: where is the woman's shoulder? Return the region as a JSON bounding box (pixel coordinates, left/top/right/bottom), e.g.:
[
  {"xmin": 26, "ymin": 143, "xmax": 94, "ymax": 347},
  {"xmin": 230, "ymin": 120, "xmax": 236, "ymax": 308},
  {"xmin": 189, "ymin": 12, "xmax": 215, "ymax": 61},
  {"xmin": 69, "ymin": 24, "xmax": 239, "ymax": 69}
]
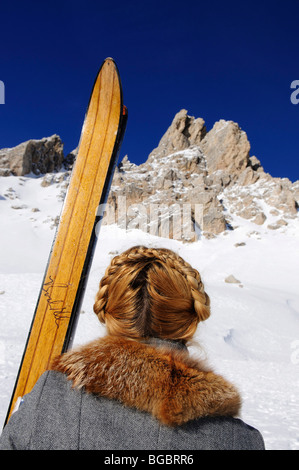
[
  {"xmin": 181, "ymin": 415, "xmax": 265, "ymax": 450},
  {"xmin": 0, "ymin": 370, "xmax": 81, "ymax": 450}
]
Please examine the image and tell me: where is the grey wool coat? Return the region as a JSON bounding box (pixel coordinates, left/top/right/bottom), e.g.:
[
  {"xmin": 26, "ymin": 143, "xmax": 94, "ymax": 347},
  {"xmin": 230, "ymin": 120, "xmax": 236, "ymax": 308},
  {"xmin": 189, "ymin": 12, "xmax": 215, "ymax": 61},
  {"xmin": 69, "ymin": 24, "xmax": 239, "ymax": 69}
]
[{"xmin": 0, "ymin": 336, "xmax": 265, "ymax": 450}]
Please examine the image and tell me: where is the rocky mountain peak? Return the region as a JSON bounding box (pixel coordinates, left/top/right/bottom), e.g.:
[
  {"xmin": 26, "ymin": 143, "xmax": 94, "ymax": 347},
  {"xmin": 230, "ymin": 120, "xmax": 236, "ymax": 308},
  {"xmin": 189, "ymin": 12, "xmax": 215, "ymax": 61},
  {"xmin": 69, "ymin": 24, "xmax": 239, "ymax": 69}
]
[
  {"xmin": 201, "ymin": 119, "xmax": 250, "ymax": 173},
  {"xmin": 108, "ymin": 110, "xmax": 298, "ymax": 239},
  {"xmin": 147, "ymin": 109, "xmax": 206, "ymax": 162}
]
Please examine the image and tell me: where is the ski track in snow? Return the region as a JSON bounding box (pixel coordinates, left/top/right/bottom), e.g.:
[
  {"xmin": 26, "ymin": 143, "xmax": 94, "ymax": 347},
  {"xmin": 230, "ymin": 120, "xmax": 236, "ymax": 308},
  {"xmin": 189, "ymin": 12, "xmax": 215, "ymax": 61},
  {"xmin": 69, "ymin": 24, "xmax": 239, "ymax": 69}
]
[{"xmin": 0, "ymin": 174, "xmax": 299, "ymax": 450}]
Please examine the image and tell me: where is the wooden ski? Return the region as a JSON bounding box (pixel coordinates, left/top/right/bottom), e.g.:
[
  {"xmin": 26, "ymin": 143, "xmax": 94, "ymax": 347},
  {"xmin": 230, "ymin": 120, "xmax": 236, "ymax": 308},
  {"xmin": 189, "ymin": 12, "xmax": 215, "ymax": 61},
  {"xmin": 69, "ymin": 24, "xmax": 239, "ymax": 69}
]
[{"xmin": 4, "ymin": 58, "xmax": 127, "ymax": 424}]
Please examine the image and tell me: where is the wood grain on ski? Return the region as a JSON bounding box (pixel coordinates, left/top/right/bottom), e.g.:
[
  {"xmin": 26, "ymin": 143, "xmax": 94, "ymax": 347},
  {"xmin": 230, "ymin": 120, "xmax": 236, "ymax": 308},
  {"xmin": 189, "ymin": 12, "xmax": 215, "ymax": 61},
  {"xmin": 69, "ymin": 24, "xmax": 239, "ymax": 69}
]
[{"xmin": 5, "ymin": 58, "xmax": 124, "ymax": 422}]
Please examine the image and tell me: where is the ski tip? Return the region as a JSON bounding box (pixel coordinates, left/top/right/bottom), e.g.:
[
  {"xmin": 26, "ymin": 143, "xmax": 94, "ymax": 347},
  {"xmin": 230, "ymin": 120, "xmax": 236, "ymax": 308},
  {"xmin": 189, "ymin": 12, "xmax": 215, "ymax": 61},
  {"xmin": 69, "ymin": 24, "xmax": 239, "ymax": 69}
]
[
  {"xmin": 104, "ymin": 57, "xmax": 116, "ymax": 64},
  {"xmin": 102, "ymin": 58, "xmax": 119, "ymax": 74}
]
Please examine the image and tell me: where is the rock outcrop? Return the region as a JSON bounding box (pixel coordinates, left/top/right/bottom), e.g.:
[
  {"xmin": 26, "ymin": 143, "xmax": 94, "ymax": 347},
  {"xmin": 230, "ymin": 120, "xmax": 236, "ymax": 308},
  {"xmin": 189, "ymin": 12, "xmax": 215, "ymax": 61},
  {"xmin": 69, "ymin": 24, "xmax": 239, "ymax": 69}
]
[
  {"xmin": 202, "ymin": 120, "xmax": 248, "ymax": 173},
  {"xmin": 0, "ymin": 135, "xmax": 64, "ymax": 176},
  {"xmin": 147, "ymin": 109, "xmax": 207, "ymax": 161}
]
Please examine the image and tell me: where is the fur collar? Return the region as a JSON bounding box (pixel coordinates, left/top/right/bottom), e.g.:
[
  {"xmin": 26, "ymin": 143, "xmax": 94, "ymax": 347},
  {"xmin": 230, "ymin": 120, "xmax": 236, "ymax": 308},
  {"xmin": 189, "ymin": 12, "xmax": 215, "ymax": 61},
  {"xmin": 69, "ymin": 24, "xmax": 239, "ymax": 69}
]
[{"xmin": 51, "ymin": 335, "xmax": 241, "ymax": 426}]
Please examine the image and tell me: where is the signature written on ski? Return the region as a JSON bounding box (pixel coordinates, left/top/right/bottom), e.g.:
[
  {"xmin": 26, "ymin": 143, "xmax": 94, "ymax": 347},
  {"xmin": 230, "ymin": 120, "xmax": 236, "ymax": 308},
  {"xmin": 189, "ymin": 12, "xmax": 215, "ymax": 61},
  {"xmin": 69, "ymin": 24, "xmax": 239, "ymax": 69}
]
[{"xmin": 42, "ymin": 276, "xmax": 71, "ymax": 326}]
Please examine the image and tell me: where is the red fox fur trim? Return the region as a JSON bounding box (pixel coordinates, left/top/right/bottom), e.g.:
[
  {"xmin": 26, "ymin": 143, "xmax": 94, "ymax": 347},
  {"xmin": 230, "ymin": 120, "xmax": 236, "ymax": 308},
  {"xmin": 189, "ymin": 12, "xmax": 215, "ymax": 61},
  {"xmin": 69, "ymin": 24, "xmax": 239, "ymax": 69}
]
[{"xmin": 51, "ymin": 336, "xmax": 241, "ymax": 426}]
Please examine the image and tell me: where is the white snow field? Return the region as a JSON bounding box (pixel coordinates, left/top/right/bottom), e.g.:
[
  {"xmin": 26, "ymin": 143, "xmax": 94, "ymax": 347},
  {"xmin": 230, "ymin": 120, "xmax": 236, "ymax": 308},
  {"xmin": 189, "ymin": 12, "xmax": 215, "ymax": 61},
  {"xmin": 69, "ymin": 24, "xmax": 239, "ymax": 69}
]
[{"xmin": 0, "ymin": 173, "xmax": 298, "ymax": 450}]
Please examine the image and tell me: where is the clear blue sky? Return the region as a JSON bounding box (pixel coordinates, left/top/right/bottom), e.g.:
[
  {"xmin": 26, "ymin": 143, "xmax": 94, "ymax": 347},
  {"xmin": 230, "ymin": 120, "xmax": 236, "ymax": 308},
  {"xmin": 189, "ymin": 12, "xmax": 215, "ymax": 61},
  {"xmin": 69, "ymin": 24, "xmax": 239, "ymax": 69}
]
[{"xmin": 0, "ymin": 0, "xmax": 298, "ymax": 181}]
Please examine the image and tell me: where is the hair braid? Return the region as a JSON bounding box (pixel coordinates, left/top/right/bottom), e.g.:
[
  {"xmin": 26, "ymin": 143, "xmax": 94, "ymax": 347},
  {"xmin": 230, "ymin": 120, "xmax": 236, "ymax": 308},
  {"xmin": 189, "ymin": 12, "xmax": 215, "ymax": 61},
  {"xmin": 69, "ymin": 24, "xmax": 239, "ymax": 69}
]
[
  {"xmin": 169, "ymin": 255, "xmax": 210, "ymax": 322},
  {"xmin": 93, "ymin": 245, "xmax": 210, "ymax": 341}
]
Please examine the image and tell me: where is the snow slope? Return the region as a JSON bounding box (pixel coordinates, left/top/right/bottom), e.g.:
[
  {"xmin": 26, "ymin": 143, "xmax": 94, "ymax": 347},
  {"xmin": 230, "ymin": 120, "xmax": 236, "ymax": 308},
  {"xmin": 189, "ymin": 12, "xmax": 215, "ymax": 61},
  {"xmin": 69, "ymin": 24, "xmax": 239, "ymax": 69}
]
[{"xmin": 0, "ymin": 173, "xmax": 298, "ymax": 450}]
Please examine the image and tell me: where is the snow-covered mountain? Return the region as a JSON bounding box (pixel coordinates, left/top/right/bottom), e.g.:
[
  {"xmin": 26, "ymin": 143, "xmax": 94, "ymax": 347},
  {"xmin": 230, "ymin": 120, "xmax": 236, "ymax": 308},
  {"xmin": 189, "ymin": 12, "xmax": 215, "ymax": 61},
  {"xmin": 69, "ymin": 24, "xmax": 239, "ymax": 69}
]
[
  {"xmin": 107, "ymin": 110, "xmax": 299, "ymax": 240},
  {"xmin": 0, "ymin": 111, "xmax": 299, "ymax": 449}
]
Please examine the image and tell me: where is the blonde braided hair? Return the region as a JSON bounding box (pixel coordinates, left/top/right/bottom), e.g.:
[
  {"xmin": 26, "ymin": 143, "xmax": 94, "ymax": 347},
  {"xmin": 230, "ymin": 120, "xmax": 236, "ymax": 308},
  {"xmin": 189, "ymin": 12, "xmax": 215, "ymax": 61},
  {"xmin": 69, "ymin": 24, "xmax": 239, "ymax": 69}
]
[{"xmin": 93, "ymin": 245, "xmax": 210, "ymax": 342}]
